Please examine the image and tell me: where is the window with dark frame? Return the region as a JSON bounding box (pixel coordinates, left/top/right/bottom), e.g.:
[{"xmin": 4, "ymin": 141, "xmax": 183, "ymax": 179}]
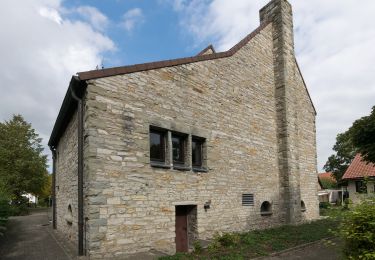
[
  {"xmin": 150, "ymin": 129, "xmax": 165, "ymax": 163},
  {"xmin": 355, "ymin": 180, "xmax": 367, "ymax": 193},
  {"xmin": 172, "ymin": 134, "xmax": 185, "ymax": 165},
  {"xmin": 192, "ymin": 137, "xmax": 204, "ymax": 168},
  {"xmin": 149, "ymin": 125, "xmax": 207, "ymax": 171}
]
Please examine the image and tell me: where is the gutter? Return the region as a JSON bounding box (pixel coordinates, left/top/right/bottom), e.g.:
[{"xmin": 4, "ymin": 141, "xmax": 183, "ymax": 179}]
[
  {"xmin": 49, "ymin": 147, "xmax": 57, "ymax": 229},
  {"xmin": 70, "ymin": 79, "xmax": 85, "ymax": 256}
]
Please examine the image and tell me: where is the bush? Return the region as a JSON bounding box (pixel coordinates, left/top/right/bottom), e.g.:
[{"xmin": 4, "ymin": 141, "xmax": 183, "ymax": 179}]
[
  {"xmin": 11, "ymin": 196, "xmax": 29, "ymax": 216},
  {"xmin": 319, "ymin": 202, "xmax": 330, "ymax": 209},
  {"xmin": 0, "ymin": 192, "xmax": 11, "ymax": 236},
  {"xmin": 0, "ymin": 195, "xmax": 11, "ymax": 219},
  {"xmin": 217, "ymin": 233, "xmax": 240, "ymax": 247},
  {"xmin": 192, "ymin": 240, "xmax": 202, "ymax": 253},
  {"xmin": 339, "ymin": 198, "xmax": 375, "ymax": 259}
]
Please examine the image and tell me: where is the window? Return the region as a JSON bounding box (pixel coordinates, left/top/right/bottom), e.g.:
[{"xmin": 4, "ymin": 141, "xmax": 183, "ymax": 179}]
[
  {"xmin": 149, "ymin": 125, "xmax": 207, "ymax": 171},
  {"xmin": 172, "ymin": 134, "xmax": 186, "ymax": 165},
  {"xmin": 150, "ymin": 129, "xmax": 166, "ymax": 163},
  {"xmin": 355, "ymin": 181, "xmax": 367, "ymax": 193},
  {"xmin": 192, "ymin": 137, "xmax": 204, "ymax": 168},
  {"xmin": 301, "ymin": 200, "xmax": 306, "ymax": 212},
  {"xmin": 242, "ymin": 194, "xmax": 254, "ymax": 206}
]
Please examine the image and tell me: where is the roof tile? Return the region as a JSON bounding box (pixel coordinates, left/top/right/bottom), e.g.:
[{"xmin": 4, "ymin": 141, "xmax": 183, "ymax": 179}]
[
  {"xmin": 318, "ymin": 172, "xmax": 336, "ymax": 183},
  {"xmin": 342, "ymin": 154, "xmax": 375, "ymax": 180}
]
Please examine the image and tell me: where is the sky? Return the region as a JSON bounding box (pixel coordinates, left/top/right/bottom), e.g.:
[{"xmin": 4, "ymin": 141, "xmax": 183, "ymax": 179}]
[{"xmin": 0, "ymin": 0, "xmax": 374, "ymax": 172}]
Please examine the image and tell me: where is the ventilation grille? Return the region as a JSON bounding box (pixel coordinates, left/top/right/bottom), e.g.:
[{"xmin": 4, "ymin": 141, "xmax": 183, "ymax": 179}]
[{"xmin": 242, "ymin": 193, "xmax": 254, "ymax": 206}]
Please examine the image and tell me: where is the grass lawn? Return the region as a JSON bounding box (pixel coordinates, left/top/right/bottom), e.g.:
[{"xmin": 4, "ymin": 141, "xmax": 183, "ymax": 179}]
[{"xmin": 160, "ymin": 216, "xmax": 341, "ymax": 260}]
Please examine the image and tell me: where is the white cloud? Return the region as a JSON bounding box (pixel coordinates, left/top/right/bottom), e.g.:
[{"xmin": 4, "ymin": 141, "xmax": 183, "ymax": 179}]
[
  {"xmin": 39, "ymin": 7, "xmax": 62, "ymax": 24},
  {"xmin": 0, "ymin": 0, "xmax": 115, "ymax": 168},
  {"xmin": 75, "ymin": 6, "xmax": 109, "ymax": 32},
  {"xmin": 170, "ymin": 0, "xmax": 375, "ymax": 170},
  {"xmin": 121, "ymin": 8, "xmax": 144, "ymax": 32}
]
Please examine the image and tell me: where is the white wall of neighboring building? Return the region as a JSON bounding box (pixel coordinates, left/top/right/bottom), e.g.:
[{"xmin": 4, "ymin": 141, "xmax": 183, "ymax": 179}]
[{"xmin": 347, "ymin": 180, "xmax": 375, "ymax": 204}]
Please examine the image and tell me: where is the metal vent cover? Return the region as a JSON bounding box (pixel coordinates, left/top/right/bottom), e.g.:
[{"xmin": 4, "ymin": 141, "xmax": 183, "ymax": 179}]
[{"xmin": 242, "ymin": 193, "xmax": 254, "ymax": 206}]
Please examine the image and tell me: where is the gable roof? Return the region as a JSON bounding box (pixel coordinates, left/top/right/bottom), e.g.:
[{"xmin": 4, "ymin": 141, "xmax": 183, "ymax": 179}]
[
  {"xmin": 342, "ymin": 154, "xmax": 375, "ymax": 180},
  {"xmin": 49, "ymin": 22, "xmax": 269, "ymax": 148},
  {"xmin": 318, "ymin": 172, "xmax": 336, "ymax": 183},
  {"xmin": 196, "ymin": 44, "xmax": 216, "ymax": 56},
  {"xmin": 77, "ymin": 22, "xmax": 270, "ymax": 81},
  {"xmin": 49, "ymin": 19, "xmax": 317, "ymax": 147}
]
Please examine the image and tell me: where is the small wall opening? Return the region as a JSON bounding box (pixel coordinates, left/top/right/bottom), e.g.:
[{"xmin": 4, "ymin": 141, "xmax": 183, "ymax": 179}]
[
  {"xmin": 301, "ymin": 200, "xmax": 306, "ymax": 212},
  {"xmin": 65, "ymin": 204, "xmax": 73, "ymax": 225},
  {"xmin": 260, "ymin": 201, "xmax": 272, "ymax": 216}
]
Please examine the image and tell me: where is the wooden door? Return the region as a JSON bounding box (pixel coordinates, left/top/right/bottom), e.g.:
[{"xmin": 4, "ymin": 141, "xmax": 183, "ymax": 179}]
[{"xmin": 175, "ymin": 206, "xmax": 188, "ymax": 252}]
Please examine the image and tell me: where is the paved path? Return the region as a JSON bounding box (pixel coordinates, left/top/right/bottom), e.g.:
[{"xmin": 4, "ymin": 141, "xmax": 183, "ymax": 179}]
[
  {"xmin": 0, "ymin": 209, "xmax": 72, "ymax": 260},
  {"xmin": 260, "ymin": 239, "xmax": 342, "ymax": 260}
]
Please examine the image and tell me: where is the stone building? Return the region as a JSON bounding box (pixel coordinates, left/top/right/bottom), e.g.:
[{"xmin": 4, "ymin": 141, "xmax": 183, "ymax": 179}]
[{"xmin": 48, "ymin": 0, "xmax": 319, "ymax": 258}]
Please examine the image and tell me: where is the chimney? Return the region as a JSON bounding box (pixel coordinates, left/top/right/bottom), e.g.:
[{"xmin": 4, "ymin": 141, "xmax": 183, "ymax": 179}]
[
  {"xmin": 260, "ymin": 0, "xmax": 295, "ymax": 56},
  {"xmin": 259, "ymin": 0, "xmax": 302, "ymax": 224}
]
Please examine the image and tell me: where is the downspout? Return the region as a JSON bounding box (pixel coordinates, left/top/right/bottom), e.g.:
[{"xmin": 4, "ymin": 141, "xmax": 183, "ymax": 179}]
[
  {"xmin": 49, "ymin": 147, "xmax": 57, "ymax": 229},
  {"xmin": 71, "ymin": 84, "xmax": 85, "ymax": 256}
]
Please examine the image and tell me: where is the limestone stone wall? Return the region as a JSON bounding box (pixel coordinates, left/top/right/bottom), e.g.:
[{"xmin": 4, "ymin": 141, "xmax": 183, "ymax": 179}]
[
  {"xmin": 55, "ymin": 111, "xmax": 79, "ymax": 243},
  {"xmin": 293, "ymin": 62, "xmax": 320, "ymax": 221},
  {"xmin": 81, "ymin": 20, "xmax": 318, "ymax": 260},
  {"xmin": 260, "ymin": 0, "xmax": 318, "ymax": 224},
  {"xmin": 75, "ymin": 0, "xmax": 319, "ymax": 257},
  {"xmin": 83, "ymin": 24, "xmax": 283, "ymax": 258}
]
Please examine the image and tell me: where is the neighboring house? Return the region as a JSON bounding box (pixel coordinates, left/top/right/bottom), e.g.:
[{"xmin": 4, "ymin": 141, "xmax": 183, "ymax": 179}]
[
  {"xmin": 317, "ymin": 172, "xmax": 340, "ymax": 204},
  {"xmin": 22, "ymin": 193, "xmax": 38, "ymax": 204},
  {"xmin": 318, "ymin": 172, "xmax": 337, "ymax": 189},
  {"xmin": 342, "ymin": 154, "xmax": 375, "ymax": 204},
  {"xmin": 48, "ymin": 0, "xmax": 319, "ymax": 258}
]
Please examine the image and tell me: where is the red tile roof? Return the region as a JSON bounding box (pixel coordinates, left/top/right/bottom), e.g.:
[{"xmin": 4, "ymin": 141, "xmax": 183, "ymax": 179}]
[
  {"xmin": 318, "ymin": 172, "xmax": 336, "ymax": 183},
  {"xmin": 342, "ymin": 154, "xmax": 375, "ymax": 180}
]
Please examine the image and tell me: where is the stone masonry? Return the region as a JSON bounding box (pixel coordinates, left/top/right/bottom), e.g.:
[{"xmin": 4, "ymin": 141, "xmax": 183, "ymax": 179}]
[
  {"xmin": 51, "ymin": 0, "xmax": 319, "ymax": 258},
  {"xmin": 55, "ymin": 112, "xmax": 79, "ymax": 243}
]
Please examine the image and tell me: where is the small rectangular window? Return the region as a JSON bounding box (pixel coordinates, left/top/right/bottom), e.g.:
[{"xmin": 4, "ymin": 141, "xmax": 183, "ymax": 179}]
[
  {"xmin": 150, "ymin": 129, "xmax": 166, "ymax": 162},
  {"xmin": 355, "ymin": 181, "xmax": 367, "ymax": 194},
  {"xmin": 192, "ymin": 137, "xmax": 204, "ymax": 167},
  {"xmin": 242, "ymin": 194, "xmax": 254, "ymax": 206},
  {"xmin": 172, "ymin": 133, "xmax": 186, "ymax": 165}
]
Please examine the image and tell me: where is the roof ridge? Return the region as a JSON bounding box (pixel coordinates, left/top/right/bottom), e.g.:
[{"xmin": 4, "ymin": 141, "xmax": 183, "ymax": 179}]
[
  {"xmin": 78, "ymin": 21, "xmax": 271, "ymax": 81},
  {"xmin": 196, "ymin": 44, "xmax": 216, "ymax": 56}
]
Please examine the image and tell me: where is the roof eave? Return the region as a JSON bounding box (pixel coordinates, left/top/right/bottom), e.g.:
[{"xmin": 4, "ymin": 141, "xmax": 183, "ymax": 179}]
[
  {"xmin": 77, "ymin": 21, "xmax": 271, "ymax": 81},
  {"xmin": 48, "ymin": 76, "xmax": 86, "ymax": 148}
]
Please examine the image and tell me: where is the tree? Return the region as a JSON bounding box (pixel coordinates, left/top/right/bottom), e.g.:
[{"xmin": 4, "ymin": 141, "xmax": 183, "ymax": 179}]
[
  {"xmin": 325, "ymin": 105, "xmax": 375, "ymax": 183},
  {"xmin": 38, "ymin": 173, "xmax": 52, "ymax": 206},
  {"xmin": 324, "ymin": 130, "xmax": 356, "ymax": 184},
  {"xmin": 350, "ymin": 106, "xmax": 375, "ymax": 164},
  {"xmin": 0, "ymin": 115, "xmax": 47, "ymax": 203}
]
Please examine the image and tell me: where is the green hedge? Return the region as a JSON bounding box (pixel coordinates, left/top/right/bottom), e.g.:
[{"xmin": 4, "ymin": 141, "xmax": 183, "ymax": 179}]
[
  {"xmin": 0, "ymin": 193, "xmax": 11, "ymax": 236},
  {"xmin": 339, "ymin": 198, "xmax": 375, "ymax": 259}
]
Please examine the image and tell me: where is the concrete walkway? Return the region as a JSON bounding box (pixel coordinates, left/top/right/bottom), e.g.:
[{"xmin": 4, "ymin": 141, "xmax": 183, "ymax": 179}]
[
  {"xmin": 259, "ymin": 239, "xmax": 342, "ymax": 260},
  {"xmin": 0, "ymin": 208, "xmax": 73, "ymax": 260}
]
